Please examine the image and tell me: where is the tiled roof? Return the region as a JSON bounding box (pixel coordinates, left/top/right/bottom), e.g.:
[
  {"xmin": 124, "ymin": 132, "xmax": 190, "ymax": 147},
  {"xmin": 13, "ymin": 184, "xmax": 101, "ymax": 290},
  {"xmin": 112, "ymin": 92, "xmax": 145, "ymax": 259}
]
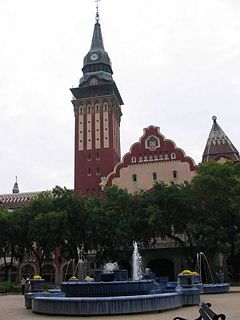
[
  {"xmin": 202, "ymin": 116, "xmax": 240, "ymax": 163},
  {"xmin": 0, "ymin": 191, "xmax": 44, "ymax": 209}
]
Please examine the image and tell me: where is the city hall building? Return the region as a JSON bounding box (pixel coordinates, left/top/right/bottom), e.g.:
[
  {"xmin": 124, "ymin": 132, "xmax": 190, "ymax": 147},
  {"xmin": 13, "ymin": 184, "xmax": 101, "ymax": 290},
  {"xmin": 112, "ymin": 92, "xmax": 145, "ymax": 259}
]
[{"xmin": 0, "ymin": 11, "xmax": 239, "ymax": 283}]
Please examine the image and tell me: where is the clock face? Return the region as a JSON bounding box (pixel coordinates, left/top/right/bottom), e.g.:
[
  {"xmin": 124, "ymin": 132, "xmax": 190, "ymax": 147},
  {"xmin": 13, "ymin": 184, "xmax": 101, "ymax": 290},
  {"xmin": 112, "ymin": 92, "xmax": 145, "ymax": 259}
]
[{"xmin": 90, "ymin": 53, "xmax": 98, "ymax": 61}]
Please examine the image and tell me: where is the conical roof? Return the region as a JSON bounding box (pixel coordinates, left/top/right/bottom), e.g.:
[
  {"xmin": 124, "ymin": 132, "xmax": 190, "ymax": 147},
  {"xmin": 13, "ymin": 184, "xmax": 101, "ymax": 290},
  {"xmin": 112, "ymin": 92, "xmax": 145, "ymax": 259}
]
[
  {"xmin": 202, "ymin": 116, "xmax": 239, "ymax": 163},
  {"xmin": 90, "ymin": 21, "xmax": 105, "ymax": 51},
  {"xmin": 12, "ymin": 177, "xmax": 19, "ymax": 194}
]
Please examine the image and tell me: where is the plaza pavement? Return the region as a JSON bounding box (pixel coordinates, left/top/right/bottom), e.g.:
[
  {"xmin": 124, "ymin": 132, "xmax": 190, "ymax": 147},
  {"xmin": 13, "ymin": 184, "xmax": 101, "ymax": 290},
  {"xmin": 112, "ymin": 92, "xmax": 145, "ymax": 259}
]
[{"xmin": 0, "ymin": 287, "xmax": 240, "ymax": 320}]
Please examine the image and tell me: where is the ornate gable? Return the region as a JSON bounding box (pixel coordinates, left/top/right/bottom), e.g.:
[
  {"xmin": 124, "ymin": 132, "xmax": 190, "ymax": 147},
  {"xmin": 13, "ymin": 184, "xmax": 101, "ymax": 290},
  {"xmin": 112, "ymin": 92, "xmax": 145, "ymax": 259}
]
[{"xmin": 106, "ymin": 126, "xmax": 196, "ymax": 192}]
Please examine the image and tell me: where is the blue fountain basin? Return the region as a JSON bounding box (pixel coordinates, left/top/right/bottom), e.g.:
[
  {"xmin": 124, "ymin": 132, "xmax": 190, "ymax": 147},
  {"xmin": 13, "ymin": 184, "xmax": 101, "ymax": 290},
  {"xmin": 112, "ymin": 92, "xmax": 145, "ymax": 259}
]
[
  {"xmin": 61, "ymin": 280, "xmax": 155, "ymax": 297},
  {"xmin": 32, "ymin": 292, "xmax": 184, "ymax": 315},
  {"xmin": 200, "ymin": 283, "xmax": 230, "ymax": 294}
]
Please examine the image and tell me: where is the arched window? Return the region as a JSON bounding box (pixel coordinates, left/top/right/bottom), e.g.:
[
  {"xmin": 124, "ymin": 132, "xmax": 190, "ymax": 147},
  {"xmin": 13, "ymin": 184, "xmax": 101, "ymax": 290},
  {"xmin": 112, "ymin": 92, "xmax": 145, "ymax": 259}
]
[
  {"xmin": 172, "ymin": 170, "xmax": 178, "ymax": 179},
  {"xmin": 171, "ymin": 153, "xmax": 176, "ymax": 160},
  {"xmin": 42, "ymin": 264, "xmax": 55, "ymax": 283},
  {"xmin": 131, "ymin": 157, "xmax": 137, "ymax": 163},
  {"xmin": 132, "ymin": 174, "xmax": 137, "ymax": 182},
  {"xmin": 21, "ymin": 264, "xmax": 35, "ymax": 278}
]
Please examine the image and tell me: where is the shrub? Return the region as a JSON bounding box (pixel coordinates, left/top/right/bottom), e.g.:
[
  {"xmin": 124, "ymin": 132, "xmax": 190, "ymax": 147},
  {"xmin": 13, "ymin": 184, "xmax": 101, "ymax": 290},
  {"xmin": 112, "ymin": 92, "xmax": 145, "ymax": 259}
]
[{"xmin": 0, "ymin": 281, "xmax": 21, "ymax": 294}]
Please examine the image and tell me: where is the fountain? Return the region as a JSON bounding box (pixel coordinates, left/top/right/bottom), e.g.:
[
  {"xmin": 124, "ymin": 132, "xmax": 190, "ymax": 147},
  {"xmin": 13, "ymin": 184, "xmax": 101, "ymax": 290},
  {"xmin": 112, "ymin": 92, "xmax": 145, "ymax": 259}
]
[
  {"xmin": 132, "ymin": 241, "xmax": 143, "ymax": 280},
  {"xmin": 25, "ymin": 243, "xmax": 200, "ymax": 316},
  {"xmin": 64, "ymin": 259, "xmax": 74, "ymax": 281},
  {"xmin": 195, "ymin": 252, "xmax": 229, "ymax": 294}
]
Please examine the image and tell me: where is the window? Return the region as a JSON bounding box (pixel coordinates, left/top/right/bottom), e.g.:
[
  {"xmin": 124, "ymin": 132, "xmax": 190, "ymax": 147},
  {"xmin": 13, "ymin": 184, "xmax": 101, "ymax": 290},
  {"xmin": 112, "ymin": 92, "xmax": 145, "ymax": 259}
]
[
  {"xmin": 132, "ymin": 174, "xmax": 137, "ymax": 182},
  {"xmin": 96, "ymin": 152, "xmax": 100, "ymax": 160},
  {"xmin": 172, "ymin": 170, "xmax": 178, "ymax": 179},
  {"xmin": 87, "ymin": 169, "xmax": 91, "ymax": 176},
  {"xmin": 88, "ymin": 154, "xmax": 91, "ymax": 161},
  {"xmin": 90, "ymin": 78, "xmax": 98, "ymax": 85},
  {"xmin": 171, "ymin": 153, "xmax": 176, "ymax": 160},
  {"xmin": 96, "ymin": 167, "xmax": 100, "ymax": 175},
  {"xmin": 132, "ymin": 157, "xmax": 137, "ymax": 163},
  {"xmin": 153, "ymin": 172, "xmax": 157, "ymax": 180}
]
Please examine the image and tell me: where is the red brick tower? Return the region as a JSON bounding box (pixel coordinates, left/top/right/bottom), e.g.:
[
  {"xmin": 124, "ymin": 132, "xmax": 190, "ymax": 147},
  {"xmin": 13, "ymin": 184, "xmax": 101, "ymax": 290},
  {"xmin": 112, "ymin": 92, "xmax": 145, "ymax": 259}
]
[{"xmin": 71, "ymin": 11, "xmax": 123, "ymax": 196}]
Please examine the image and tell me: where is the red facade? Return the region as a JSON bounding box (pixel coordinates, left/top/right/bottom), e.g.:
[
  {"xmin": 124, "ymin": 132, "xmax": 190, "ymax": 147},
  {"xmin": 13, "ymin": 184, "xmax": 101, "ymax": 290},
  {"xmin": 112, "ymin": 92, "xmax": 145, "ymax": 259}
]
[{"xmin": 73, "ymin": 99, "xmax": 121, "ymax": 196}]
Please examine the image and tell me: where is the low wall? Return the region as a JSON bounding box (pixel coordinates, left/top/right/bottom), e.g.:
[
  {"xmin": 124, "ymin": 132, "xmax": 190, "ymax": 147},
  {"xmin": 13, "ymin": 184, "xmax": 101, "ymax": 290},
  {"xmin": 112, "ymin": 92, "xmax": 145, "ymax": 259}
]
[{"xmin": 32, "ymin": 292, "xmax": 183, "ymax": 315}]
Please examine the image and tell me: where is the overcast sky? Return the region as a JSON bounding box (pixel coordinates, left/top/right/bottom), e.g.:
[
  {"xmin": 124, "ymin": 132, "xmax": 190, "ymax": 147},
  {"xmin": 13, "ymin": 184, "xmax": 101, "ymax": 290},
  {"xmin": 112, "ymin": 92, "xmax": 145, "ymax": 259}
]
[{"xmin": 0, "ymin": 0, "xmax": 239, "ymax": 194}]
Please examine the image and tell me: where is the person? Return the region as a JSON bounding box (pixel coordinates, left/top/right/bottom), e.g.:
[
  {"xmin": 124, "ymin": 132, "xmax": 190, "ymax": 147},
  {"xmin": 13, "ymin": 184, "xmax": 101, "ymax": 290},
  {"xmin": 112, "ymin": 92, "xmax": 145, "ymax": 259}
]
[
  {"xmin": 25, "ymin": 275, "xmax": 30, "ymax": 292},
  {"xmin": 216, "ymin": 269, "xmax": 224, "ymax": 283},
  {"xmin": 20, "ymin": 277, "xmax": 26, "ymax": 295}
]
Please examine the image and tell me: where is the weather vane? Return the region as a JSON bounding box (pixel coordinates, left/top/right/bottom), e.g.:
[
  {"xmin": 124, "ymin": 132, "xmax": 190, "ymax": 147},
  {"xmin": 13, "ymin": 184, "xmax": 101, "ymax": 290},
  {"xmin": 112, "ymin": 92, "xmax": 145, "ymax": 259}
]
[{"xmin": 95, "ymin": 0, "xmax": 101, "ymax": 22}]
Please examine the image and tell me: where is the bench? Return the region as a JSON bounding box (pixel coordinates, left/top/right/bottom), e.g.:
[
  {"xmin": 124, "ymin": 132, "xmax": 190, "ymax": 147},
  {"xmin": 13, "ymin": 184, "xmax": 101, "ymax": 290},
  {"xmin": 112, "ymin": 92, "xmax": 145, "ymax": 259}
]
[{"xmin": 173, "ymin": 303, "xmax": 226, "ymax": 320}]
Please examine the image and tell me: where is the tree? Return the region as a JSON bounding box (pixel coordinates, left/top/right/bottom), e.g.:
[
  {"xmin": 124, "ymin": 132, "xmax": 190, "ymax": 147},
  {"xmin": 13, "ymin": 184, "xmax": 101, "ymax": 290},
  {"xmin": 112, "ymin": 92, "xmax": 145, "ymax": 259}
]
[
  {"xmin": 12, "ymin": 190, "xmax": 65, "ymax": 276},
  {"xmin": 145, "ymin": 183, "xmax": 196, "ymax": 252},
  {"xmin": 0, "ymin": 208, "xmax": 25, "ymax": 280},
  {"xmin": 190, "ymin": 161, "xmax": 240, "ymax": 279}
]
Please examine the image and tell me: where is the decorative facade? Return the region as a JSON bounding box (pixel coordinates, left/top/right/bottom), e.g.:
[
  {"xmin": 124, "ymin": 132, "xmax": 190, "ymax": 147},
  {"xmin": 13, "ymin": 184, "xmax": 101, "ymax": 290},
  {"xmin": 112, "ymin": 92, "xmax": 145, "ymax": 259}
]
[{"xmin": 106, "ymin": 126, "xmax": 196, "ymax": 193}]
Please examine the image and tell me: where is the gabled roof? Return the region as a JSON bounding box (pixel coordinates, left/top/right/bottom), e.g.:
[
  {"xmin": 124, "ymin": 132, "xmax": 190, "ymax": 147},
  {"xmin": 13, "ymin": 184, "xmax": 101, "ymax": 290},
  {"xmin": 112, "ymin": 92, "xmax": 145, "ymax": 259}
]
[
  {"xmin": 106, "ymin": 125, "xmax": 196, "ymax": 187},
  {"xmin": 202, "ymin": 116, "xmax": 239, "ymax": 163}
]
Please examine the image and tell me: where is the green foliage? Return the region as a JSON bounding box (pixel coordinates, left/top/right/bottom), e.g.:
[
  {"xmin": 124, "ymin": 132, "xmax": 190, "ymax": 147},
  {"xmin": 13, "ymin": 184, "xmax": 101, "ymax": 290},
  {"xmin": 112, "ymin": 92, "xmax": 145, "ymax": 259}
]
[
  {"xmin": 1, "ymin": 163, "xmax": 240, "ymax": 279},
  {"xmin": 0, "ymin": 281, "xmax": 21, "ymax": 293}
]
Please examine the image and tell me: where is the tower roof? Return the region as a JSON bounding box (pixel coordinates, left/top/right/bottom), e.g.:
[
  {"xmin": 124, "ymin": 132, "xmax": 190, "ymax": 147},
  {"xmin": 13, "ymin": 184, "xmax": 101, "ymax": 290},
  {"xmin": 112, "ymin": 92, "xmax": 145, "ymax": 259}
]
[
  {"xmin": 80, "ymin": 14, "xmax": 113, "ymax": 86},
  {"xmin": 12, "ymin": 176, "xmax": 19, "ymax": 194},
  {"xmin": 90, "ymin": 21, "xmax": 105, "ymax": 51},
  {"xmin": 202, "ymin": 116, "xmax": 240, "ymax": 163}
]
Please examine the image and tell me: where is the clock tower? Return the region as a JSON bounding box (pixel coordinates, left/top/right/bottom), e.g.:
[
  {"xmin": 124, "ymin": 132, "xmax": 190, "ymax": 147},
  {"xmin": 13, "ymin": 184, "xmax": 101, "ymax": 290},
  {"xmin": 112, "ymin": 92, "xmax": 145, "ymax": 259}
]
[{"xmin": 71, "ymin": 10, "xmax": 123, "ymax": 196}]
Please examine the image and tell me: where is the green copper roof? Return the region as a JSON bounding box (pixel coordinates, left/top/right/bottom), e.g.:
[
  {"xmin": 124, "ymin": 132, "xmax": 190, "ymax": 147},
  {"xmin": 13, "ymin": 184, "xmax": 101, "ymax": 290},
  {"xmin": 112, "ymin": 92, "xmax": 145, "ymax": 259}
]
[
  {"xmin": 90, "ymin": 22, "xmax": 105, "ymax": 50},
  {"xmin": 80, "ymin": 20, "xmax": 113, "ymax": 86}
]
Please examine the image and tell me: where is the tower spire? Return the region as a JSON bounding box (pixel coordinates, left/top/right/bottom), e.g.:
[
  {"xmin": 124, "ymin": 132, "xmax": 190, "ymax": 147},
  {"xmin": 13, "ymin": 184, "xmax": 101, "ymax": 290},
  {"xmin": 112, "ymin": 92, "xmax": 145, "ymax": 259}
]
[
  {"xmin": 95, "ymin": 0, "xmax": 100, "ymax": 23},
  {"xmin": 202, "ymin": 116, "xmax": 240, "ymax": 163},
  {"xmin": 12, "ymin": 176, "xmax": 19, "ymax": 194}
]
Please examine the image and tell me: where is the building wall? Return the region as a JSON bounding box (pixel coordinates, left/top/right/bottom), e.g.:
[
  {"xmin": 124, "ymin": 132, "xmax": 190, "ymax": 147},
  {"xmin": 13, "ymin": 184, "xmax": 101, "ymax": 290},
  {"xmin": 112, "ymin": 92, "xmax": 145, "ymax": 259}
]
[
  {"xmin": 111, "ymin": 161, "xmax": 195, "ymax": 193},
  {"xmin": 107, "ymin": 125, "xmax": 196, "ymax": 192},
  {"xmin": 73, "ymin": 96, "xmax": 121, "ymax": 196}
]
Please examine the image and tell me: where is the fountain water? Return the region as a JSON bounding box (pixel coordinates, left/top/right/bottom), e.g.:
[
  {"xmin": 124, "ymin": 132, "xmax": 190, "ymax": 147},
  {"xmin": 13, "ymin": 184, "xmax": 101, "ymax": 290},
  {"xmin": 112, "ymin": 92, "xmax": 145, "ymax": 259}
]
[
  {"xmin": 196, "ymin": 252, "xmax": 214, "ymax": 284},
  {"xmin": 64, "ymin": 259, "xmax": 74, "ymax": 281},
  {"xmin": 195, "ymin": 252, "xmax": 229, "ymax": 294},
  {"xmin": 74, "ymin": 245, "xmax": 86, "ymax": 281},
  {"xmin": 132, "ymin": 241, "xmax": 143, "ymax": 280},
  {"xmin": 103, "ymin": 262, "xmax": 119, "ymax": 273}
]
